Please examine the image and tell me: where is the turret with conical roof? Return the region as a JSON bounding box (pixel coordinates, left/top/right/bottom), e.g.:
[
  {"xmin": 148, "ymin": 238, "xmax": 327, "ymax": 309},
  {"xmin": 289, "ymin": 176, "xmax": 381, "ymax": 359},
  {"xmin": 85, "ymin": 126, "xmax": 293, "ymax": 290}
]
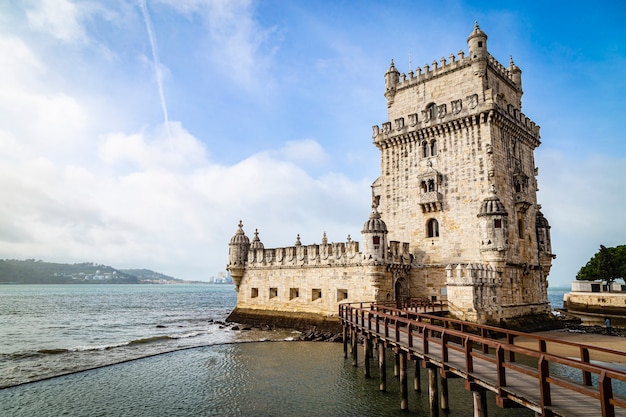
[
  {"xmin": 384, "ymin": 59, "xmax": 400, "ymax": 107},
  {"xmin": 361, "ymin": 206, "xmax": 388, "ymax": 264},
  {"xmin": 467, "ymin": 21, "xmax": 488, "ymax": 59},
  {"xmin": 477, "ymin": 185, "xmax": 509, "ymax": 261},
  {"xmin": 227, "ymin": 221, "xmax": 250, "ymax": 291}
]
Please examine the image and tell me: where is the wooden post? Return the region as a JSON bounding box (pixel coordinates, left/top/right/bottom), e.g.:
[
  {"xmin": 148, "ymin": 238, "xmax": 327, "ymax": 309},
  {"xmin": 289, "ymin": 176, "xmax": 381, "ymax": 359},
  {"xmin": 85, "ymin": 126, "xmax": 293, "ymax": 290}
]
[
  {"xmin": 599, "ymin": 371, "xmax": 615, "ymax": 417},
  {"xmin": 364, "ymin": 335, "xmax": 371, "ymax": 377},
  {"xmin": 428, "ymin": 367, "xmax": 439, "ymax": 417},
  {"xmin": 352, "ymin": 329, "xmax": 358, "ymax": 367},
  {"xmin": 394, "ymin": 350, "xmax": 399, "ymax": 378},
  {"xmin": 414, "ymin": 358, "xmax": 421, "ymax": 392},
  {"xmin": 440, "ymin": 371, "xmax": 449, "ymax": 411},
  {"xmin": 343, "ymin": 325, "xmax": 348, "ymax": 358},
  {"xmin": 400, "ymin": 351, "xmax": 408, "ymax": 411},
  {"xmin": 379, "ymin": 341, "xmax": 387, "ymax": 391},
  {"xmin": 472, "ymin": 389, "xmax": 488, "ymax": 417}
]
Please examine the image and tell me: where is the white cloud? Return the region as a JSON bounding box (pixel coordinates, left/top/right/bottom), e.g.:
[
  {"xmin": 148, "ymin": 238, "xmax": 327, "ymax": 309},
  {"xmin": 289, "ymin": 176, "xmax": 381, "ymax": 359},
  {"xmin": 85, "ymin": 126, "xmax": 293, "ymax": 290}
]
[
  {"xmin": 99, "ymin": 122, "xmax": 208, "ymax": 171},
  {"xmin": 158, "ymin": 0, "xmax": 278, "ymax": 91},
  {"xmin": 0, "ymin": 36, "xmax": 88, "ymax": 158},
  {"xmin": 26, "ymin": 0, "xmax": 88, "ymax": 43}
]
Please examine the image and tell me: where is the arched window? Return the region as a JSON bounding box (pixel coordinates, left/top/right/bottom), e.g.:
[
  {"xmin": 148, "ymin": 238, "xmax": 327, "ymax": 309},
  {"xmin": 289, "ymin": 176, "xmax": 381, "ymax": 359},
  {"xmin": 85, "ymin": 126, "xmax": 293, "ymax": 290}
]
[
  {"xmin": 430, "ymin": 140, "xmax": 437, "ymax": 156},
  {"xmin": 420, "ymin": 181, "xmax": 428, "ymax": 192},
  {"xmin": 422, "ymin": 141, "xmax": 429, "ymax": 157},
  {"xmin": 518, "ymin": 218, "xmax": 524, "ymax": 239},
  {"xmin": 427, "ymin": 179, "xmax": 435, "ymax": 192},
  {"xmin": 427, "ymin": 219, "xmax": 439, "ymax": 238}
]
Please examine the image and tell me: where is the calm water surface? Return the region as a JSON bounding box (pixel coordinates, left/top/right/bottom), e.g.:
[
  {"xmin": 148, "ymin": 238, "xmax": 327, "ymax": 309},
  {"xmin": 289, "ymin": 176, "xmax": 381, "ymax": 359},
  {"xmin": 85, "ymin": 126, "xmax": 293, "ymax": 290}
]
[{"xmin": 0, "ymin": 285, "xmax": 583, "ymax": 416}]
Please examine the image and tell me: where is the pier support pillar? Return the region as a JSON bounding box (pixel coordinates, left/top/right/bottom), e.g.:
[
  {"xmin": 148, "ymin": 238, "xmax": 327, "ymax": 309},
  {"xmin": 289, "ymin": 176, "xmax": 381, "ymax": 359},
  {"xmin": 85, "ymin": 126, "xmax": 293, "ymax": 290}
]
[
  {"xmin": 394, "ymin": 351, "xmax": 399, "ymax": 378},
  {"xmin": 440, "ymin": 371, "xmax": 449, "ymax": 411},
  {"xmin": 343, "ymin": 325, "xmax": 348, "ymax": 358},
  {"xmin": 428, "ymin": 367, "xmax": 439, "ymax": 417},
  {"xmin": 379, "ymin": 341, "xmax": 387, "ymax": 391},
  {"xmin": 399, "ymin": 351, "xmax": 408, "ymax": 411},
  {"xmin": 414, "ymin": 358, "xmax": 421, "ymax": 392},
  {"xmin": 364, "ymin": 336, "xmax": 371, "ymax": 378},
  {"xmin": 352, "ymin": 329, "xmax": 358, "ymax": 367},
  {"xmin": 472, "ymin": 389, "xmax": 488, "ymax": 417}
]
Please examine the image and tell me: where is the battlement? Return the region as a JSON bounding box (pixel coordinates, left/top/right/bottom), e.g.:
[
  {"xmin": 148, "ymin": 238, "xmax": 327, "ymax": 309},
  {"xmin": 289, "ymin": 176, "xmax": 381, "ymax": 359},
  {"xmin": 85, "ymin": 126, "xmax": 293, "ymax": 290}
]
[
  {"xmin": 392, "ymin": 51, "xmax": 518, "ymax": 92},
  {"xmin": 242, "ymin": 236, "xmax": 412, "ymax": 269},
  {"xmin": 371, "ymin": 91, "xmax": 540, "ymax": 146}
]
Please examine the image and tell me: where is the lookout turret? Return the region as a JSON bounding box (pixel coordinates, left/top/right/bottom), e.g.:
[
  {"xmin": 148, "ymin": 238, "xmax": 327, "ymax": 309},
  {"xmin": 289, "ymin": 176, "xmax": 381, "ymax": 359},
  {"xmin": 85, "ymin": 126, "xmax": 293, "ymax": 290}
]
[
  {"xmin": 384, "ymin": 60, "xmax": 400, "ymax": 107},
  {"xmin": 227, "ymin": 221, "xmax": 249, "ymax": 291},
  {"xmin": 467, "ymin": 21, "xmax": 488, "ymax": 59},
  {"xmin": 361, "ymin": 206, "xmax": 388, "ymax": 264}
]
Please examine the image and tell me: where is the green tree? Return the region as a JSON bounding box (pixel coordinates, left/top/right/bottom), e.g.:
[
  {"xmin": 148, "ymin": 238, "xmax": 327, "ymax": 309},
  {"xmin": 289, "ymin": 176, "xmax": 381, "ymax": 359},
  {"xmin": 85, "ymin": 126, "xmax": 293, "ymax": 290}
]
[{"xmin": 576, "ymin": 245, "xmax": 626, "ymax": 283}]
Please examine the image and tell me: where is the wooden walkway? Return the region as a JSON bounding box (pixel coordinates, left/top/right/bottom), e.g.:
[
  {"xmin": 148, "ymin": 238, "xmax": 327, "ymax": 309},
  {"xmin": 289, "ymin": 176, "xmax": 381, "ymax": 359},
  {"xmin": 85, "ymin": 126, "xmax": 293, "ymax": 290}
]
[{"xmin": 339, "ymin": 302, "xmax": 626, "ymax": 417}]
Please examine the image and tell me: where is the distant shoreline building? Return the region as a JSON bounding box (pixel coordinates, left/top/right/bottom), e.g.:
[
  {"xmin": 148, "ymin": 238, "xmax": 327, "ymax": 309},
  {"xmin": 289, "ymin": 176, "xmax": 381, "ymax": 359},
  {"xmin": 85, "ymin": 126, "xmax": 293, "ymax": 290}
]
[{"xmin": 227, "ymin": 23, "xmax": 556, "ymax": 330}]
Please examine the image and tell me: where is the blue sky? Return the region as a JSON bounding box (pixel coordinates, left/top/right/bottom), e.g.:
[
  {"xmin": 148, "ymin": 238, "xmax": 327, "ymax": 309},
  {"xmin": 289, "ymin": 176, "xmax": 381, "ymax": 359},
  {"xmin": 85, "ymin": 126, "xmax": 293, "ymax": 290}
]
[{"xmin": 1, "ymin": 0, "xmax": 625, "ymax": 286}]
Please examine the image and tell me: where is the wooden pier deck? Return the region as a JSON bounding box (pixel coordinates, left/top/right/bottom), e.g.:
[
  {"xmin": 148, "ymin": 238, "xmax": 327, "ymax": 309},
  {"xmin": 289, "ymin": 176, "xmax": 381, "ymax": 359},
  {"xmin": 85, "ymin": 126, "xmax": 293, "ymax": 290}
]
[{"xmin": 339, "ymin": 302, "xmax": 626, "ymax": 417}]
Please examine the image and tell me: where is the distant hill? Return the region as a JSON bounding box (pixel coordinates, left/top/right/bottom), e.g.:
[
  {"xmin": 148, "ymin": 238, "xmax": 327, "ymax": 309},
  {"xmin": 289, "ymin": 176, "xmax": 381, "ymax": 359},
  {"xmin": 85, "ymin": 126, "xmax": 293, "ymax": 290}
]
[{"xmin": 0, "ymin": 259, "xmax": 183, "ymax": 284}]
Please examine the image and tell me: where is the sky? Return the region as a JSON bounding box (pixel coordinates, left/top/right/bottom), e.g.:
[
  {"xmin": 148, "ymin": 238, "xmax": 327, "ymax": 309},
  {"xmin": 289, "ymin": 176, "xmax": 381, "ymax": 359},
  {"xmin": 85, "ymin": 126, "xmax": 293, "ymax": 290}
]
[{"xmin": 1, "ymin": 0, "xmax": 625, "ymax": 286}]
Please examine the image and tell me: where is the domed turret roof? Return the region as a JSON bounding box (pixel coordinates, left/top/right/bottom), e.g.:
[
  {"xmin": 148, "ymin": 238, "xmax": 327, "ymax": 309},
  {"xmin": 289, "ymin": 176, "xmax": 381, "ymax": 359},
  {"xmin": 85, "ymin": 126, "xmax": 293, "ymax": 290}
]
[
  {"xmin": 467, "ymin": 21, "xmax": 487, "ymax": 42},
  {"xmin": 478, "ymin": 186, "xmax": 508, "ymax": 216},
  {"xmin": 229, "ymin": 220, "xmax": 250, "ymax": 245},
  {"xmin": 250, "ymin": 229, "xmax": 264, "ymax": 250},
  {"xmin": 536, "ymin": 210, "xmax": 551, "ymax": 229},
  {"xmin": 362, "ymin": 207, "xmax": 388, "ymax": 233}
]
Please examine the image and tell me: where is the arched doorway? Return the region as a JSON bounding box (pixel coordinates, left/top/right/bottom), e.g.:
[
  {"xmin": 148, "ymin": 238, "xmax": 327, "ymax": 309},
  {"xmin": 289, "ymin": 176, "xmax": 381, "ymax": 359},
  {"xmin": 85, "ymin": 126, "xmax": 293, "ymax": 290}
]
[{"xmin": 394, "ymin": 277, "xmax": 409, "ymax": 308}]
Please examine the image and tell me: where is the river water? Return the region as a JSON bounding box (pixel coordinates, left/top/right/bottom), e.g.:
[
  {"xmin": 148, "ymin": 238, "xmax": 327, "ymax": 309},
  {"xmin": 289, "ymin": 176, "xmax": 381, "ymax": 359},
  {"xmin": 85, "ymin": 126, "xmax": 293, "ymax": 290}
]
[{"xmin": 0, "ymin": 284, "xmax": 573, "ymax": 416}]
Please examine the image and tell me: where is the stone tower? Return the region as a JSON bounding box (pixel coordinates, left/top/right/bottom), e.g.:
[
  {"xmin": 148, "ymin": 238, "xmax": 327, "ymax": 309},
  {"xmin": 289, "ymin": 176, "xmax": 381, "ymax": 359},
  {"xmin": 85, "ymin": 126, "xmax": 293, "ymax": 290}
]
[
  {"xmin": 371, "ymin": 22, "xmax": 555, "ymax": 322},
  {"xmin": 226, "ymin": 23, "xmax": 555, "ymax": 328}
]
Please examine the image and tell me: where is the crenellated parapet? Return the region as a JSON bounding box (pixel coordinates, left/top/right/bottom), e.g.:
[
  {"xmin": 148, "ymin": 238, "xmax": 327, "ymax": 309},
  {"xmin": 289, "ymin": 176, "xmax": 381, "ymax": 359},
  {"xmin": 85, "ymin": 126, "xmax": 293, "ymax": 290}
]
[
  {"xmin": 235, "ymin": 226, "xmax": 412, "ymax": 270},
  {"xmin": 372, "ymin": 95, "xmax": 539, "ymax": 149}
]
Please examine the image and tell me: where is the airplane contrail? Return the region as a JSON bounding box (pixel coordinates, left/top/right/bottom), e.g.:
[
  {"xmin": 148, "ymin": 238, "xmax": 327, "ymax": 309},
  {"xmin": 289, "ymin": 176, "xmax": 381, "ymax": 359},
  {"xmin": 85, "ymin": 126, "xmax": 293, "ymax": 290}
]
[{"xmin": 140, "ymin": 0, "xmax": 171, "ymax": 137}]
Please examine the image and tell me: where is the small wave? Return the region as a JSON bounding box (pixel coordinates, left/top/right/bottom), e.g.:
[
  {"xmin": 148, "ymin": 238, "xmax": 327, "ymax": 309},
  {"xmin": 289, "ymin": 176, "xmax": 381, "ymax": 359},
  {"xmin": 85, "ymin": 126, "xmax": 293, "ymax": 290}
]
[{"xmin": 170, "ymin": 331, "xmax": 207, "ymax": 340}]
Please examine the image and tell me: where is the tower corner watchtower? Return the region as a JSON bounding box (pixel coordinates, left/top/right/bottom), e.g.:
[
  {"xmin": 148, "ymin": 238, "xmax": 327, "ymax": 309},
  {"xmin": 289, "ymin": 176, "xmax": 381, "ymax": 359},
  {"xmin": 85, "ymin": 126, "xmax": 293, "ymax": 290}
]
[{"xmin": 467, "ymin": 21, "xmax": 488, "ymax": 59}]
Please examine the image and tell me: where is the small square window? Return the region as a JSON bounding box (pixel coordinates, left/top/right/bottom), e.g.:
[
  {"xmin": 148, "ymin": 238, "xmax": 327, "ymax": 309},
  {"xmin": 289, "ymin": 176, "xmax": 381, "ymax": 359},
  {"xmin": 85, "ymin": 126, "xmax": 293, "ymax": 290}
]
[
  {"xmin": 251, "ymin": 288, "xmax": 258, "ymax": 298},
  {"xmin": 337, "ymin": 289, "xmax": 348, "ymax": 302},
  {"xmin": 312, "ymin": 288, "xmax": 322, "ymax": 301},
  {"xmin": 269, "ymin": 287, "xmax": 278, "ymax": 298},
  {"xmin": 290, "ymin": 288, "xmax": 299, "ymax": 300},
  {"xmin": 494, "ymin": 219, "xmax": 502, "ymax": 229}
]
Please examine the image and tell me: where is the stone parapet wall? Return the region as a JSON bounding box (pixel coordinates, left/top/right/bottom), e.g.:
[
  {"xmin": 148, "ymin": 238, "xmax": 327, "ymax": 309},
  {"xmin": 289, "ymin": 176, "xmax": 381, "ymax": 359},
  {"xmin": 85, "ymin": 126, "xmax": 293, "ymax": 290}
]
[{"xmin": 564, "ymin": 292, "xmax": 626, "ymax": 316}]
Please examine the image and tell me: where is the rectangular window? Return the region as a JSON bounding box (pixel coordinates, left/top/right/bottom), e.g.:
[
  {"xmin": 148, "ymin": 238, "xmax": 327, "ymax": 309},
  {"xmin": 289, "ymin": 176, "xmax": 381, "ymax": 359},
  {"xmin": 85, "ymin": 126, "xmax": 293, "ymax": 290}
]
[
  {"xmin": 269, "ymin": 287, "xmax": 278, "ymax": 298},
  {"xmin": 494, "ymin": 219, "xmax": 502, "ymax": 228},
  {"xmin": 251, "ymin": 288, "xmax": 258, "ymax": 298},
  {"xmin": 290, "ymin": 288, "xmax": 299, "ymax": 300},
  {"xmin": 312, "ymin": 288, "xmax": 322, "ymax": 301},
  {"xmin": 337, "ymin": 289, "xmax": 348, "ymax": 302}
]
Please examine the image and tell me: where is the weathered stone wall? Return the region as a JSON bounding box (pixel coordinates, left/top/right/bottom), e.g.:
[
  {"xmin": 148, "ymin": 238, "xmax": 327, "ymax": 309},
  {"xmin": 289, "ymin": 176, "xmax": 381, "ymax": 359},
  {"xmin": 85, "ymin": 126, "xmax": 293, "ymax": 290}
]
[
  {"xmin": 564, "ymin": 292, "xmax": 626, "ymax": 316},
  {"xmin": 235, "ymin": 263, "xmax": 389, "ymax": 317}
]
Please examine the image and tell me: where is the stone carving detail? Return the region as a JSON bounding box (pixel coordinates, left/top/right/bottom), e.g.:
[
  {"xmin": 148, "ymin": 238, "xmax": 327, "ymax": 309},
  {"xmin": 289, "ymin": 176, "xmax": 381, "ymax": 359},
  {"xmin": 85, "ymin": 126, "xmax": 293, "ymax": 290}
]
[
  {"xmin": 395, "ymin": 117, "xmax": 404, "ymax": 130},
  {"xmin": 438, "ymin": 104, "xmax": 447, "ymax": 118},
  {"xmin": 451, "ymin": 99, "xmax": 462, "ymax": 114},
  {"xmin": 372, "ymin": 125, "xmax": 379, "ymax": 138},
  {"xmin": 382, "ymin": 122, "xmax": 391, "ymax": 135},
  {"xmin": 408, "ymin": 113, "xmax": 418, "ymax": 127},
  {"xmin": 467, "ymin": 94, "xmax": 478, "ymax": 109}
]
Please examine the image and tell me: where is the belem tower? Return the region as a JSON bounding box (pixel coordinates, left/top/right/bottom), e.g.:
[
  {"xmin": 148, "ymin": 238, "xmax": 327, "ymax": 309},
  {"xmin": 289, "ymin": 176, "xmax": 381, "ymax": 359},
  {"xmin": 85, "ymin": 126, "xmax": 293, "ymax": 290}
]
[{"xmin": 227, "ymin": 23, "xmax": 556, "ymax": 330}]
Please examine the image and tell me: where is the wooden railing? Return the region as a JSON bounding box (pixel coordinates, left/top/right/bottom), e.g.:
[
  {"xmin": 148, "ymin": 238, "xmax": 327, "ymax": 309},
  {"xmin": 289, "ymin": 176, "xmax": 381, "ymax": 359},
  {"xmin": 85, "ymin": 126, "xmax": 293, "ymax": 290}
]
[{"xmin": 339, "ymin": 302, "xmax": 626, "ymax": 417}]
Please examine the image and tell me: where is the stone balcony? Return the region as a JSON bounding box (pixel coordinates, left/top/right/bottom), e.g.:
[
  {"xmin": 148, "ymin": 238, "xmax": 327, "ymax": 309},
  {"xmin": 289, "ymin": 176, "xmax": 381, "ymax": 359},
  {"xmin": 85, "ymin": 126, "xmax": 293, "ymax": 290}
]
[{"xmin": 419, "ymin": 191, "xmax": 442, "ymax": 212}]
